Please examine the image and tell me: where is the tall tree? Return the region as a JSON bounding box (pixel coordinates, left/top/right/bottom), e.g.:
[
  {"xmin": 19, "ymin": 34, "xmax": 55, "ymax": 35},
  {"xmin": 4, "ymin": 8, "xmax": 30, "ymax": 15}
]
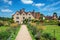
[{"xmin": 53, "ymin": 12, "xmax": 58, "ymax": 18}]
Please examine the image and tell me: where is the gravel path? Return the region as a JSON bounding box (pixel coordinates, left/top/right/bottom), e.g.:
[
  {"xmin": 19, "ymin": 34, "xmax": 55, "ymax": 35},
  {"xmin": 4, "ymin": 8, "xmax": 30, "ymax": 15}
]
[{"xmin": 15, "ymin": 25, "xmax": 32, "ymax": 40}]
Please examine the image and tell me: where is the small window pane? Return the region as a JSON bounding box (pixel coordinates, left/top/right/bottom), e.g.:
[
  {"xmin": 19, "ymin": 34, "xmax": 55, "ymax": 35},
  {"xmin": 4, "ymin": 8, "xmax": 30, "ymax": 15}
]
[
  {"xmin": 16, "ymin": 21, "xmax": 19, "ymax": 23},
  {"xmin": 16, "ymin": 17, "xmax": 19, "ymax": 19},
  {"xmin": 29, "ymin": 14, "xmax": 30, "ymax": 15},
  {"xmin": 23, "ymin": 17, "xmax": 25, "ymax": 19}
]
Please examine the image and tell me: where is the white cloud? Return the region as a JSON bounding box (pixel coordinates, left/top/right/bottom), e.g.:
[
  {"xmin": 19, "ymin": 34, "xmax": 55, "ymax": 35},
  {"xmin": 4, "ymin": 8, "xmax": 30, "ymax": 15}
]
[
  {"xmin": 4, "ymin": 0, "xmax": 12, "ymax": 5},
  {"xmin": 21, "ymin": 0, "xmax": 33, "ymax": 4},
  {"xmin": 21, "ymin": 0, "xmax": 45, "ymax": 7},
  {"xmin": 8, "ymin": 1, "xmax": 12, "ymax": 5},
  {"xmin": 4, "ymin": 0, "xmax": 8, "ymax": 2},
  {"xmin": 1, "ymin": 9, "xmax": 12, "ymax": 12},
  {"xmin": 33, "ymin": 3, "xmax": 45, "ymax": 7}
]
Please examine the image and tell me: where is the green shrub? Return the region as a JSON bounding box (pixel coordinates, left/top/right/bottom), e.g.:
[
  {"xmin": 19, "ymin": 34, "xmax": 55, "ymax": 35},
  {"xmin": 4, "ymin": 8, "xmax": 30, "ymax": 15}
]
[
  {"xmin": 42, "ymin": 33, "xmax": 53, "ymax": 40},
  {"xmin": 35, "ymin": 31, "xmax": 40, "ymax": 40},
  {"xmin": 58, "ymin": 22, "xmax": 60, "ymax": 26},
  {"xmin": 44, "ymin": 20, "xmax": 58, "ymax": 25},
  {"xmin": 3, "ymin": 21, "xmax": 9, "ymax": 26},
  {"xmin": 32, "ymin": 26, "xmax": 37, "ymax": 36},
  {"xmin": 0, "ymin": 22, "xmax": 4, "ymax": 26},
  {"xmin": 10, "ymin": 23, "xmax": 19, "ymax": 28},
  {"xmin": 27, "ymin": 24, "xmax": 37, "ymax": 36},
  {"xmin": 0, "ymin": 31, "xmax": 11, "ymax": 40}
]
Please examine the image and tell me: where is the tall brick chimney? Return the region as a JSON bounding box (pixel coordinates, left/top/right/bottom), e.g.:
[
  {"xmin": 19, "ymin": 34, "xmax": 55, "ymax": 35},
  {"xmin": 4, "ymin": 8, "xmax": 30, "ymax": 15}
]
[{"xmin": 20, "ymin": 8, "xmax": 25, "ymax": 13}]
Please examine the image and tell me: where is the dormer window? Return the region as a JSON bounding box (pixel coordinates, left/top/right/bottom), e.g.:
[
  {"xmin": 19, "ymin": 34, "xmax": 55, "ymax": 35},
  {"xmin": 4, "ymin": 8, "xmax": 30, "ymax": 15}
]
[
  {"xmin": 17, "ymin": 14, "xmax": 19, "ymax": 15},
  {"xmin": 23, "ymin": 14, "xmax": 25, "ymax": 15},
  {"xmin": 29, "ymin": 14, "xmax": 30, "ymax": 15},
  {"xmin": 16, "ymin": 17, "xmax": 19, "ymax": 19}
]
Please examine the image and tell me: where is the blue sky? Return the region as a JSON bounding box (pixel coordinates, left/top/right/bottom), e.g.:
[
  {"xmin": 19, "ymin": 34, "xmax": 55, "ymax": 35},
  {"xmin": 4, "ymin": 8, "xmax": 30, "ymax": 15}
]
[{"xmin": 0, "ymin": 0, "xmax": 60, "ymax": 17}]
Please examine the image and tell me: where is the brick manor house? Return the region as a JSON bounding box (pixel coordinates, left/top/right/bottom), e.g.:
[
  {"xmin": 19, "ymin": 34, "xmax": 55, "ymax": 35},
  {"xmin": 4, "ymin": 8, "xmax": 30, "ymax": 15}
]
[{"xmin": 12, "ymin": 9, "xmax": 40, "ymax": 24}]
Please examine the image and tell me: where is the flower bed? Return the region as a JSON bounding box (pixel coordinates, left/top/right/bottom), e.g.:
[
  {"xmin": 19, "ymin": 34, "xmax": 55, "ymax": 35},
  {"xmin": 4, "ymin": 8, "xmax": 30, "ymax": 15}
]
[{"xmin": 0, "ymin": 25, "xmax": 20, "ymax": 40}]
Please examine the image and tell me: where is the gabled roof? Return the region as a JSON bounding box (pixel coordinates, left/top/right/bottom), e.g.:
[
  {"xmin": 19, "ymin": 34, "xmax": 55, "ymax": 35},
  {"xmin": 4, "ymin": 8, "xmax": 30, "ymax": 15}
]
[
  {"xmin": 12, "ymin": 9, "xmax": 41, "ymax": 19},
  {"xmin": 45, "ymin": 16, "xmax": 53, "ymax": 20},
  {"xmin": 12, "ymin": 11, "xmax": 20, "ymax": 16}
]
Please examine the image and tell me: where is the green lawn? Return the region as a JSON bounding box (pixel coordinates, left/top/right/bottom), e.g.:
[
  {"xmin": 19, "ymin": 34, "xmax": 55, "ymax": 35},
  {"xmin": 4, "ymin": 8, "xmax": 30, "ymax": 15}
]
[{"xmin": 44, "ymin": 25, "xmax": 60, "ymax": 40}]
